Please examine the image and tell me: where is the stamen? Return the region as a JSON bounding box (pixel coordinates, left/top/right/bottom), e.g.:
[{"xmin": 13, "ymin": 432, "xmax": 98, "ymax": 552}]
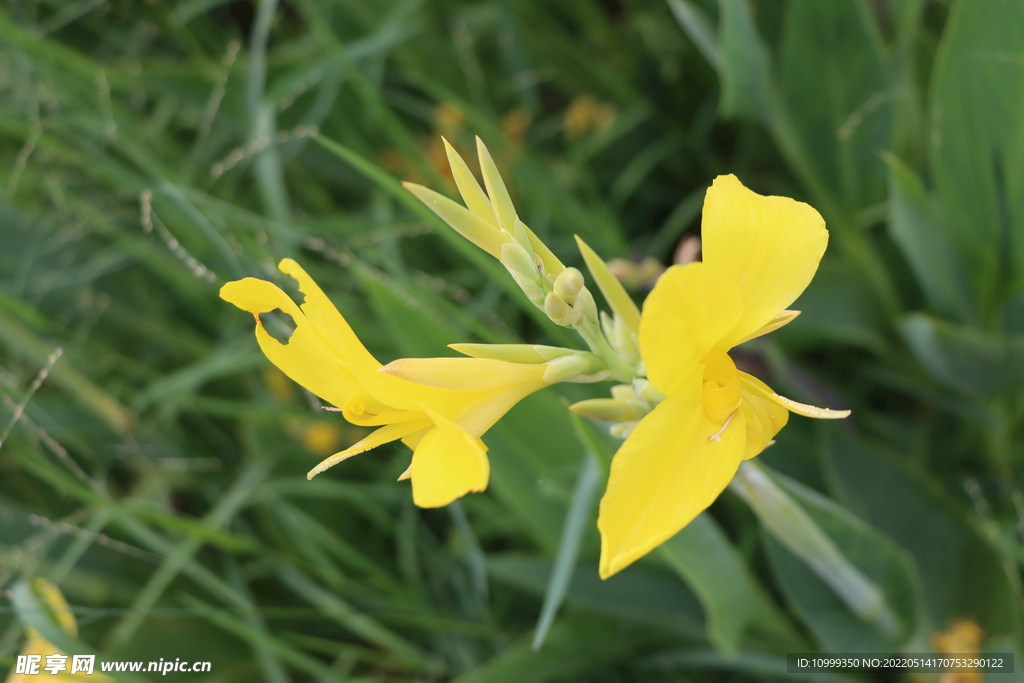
[{"xmin": 707, "ymin": 410, "xmax": 737, "ymax": 443}]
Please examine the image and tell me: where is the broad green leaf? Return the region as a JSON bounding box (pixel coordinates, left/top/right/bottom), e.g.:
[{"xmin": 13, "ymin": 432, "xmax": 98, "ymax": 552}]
[
  {"xmin": 659, "ymin": 513, "xmax": 805, "ymax": 654},
  {"xmin": 757, "ymin": 469, "xmax": 921, "ymax": 652},
  {"xmin": 885, "ymin": 155, "xmax": 973, "ymax": 322},
  {"xmin": 930, "ymin": 0, "xmax": 1024, "ymax": 309},
  {"xmin": 900, "ymin": 313, "xmax": 1024, "ymax": 399},
  {"xmin": 717, "ymin": 0, "xmax": 772, "ymax": 123},
  {"xmin": 450, "ymin": 615, "xmax": 642, "ymax": 683},
  {"xmin": 778, "ymin": 0, "xmax": 891, "ymax": 211},
  {"xmin": 488, "ymin": 553, "xmax": 703, "ymax": 638},
  {"xmin": 822, "ymin": 434, "xmax": 1023, "ymax": 640}
]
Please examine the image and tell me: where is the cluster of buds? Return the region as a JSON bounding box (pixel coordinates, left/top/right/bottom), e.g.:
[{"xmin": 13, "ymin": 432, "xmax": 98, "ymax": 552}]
[
  {"xmin": 570, "ymin": 378, "xmax": 665, "ymax": 438},
  {"xmin": 405, "ymin": 137, "xmax": 641, "ymax": 386}
]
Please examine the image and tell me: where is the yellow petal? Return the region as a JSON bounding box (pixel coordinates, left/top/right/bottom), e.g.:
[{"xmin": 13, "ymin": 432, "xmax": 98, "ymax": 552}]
[
  {"xmin": 735, "ymin": 310, "xmax": 801, "ymax": 345},
  {"xmin": 575, "ymin": 235, "xmax": 641, "ymax": 334},
  {"xmin": 277, "ymin": 259, "xmax": 381, "ymax": 377},
  {"xmin": 738, "ymin": 371, "xmax": 850, "ymax": 419},
  {"xmin": 380, "ymin": 357, "xmax": 548, "ymax": 392},
  {"xmin": 771, "ymin": 394, "xmax": 850, "ymax": 419},
  {"xmin": 638, "ymin": 262, "xmax": 743, "ymax": 396},
  {"xmin": 700, "ymin": 175, "xmax": 827, "ymax": 348},
  {"xmin": 443, "ymin": 137, "xmax": 498, "ymax": 226},
  {"xmin": 403, "ymin": 182, "xmax": 509, "ymax": 258},
  {"xmin": 597, "ymin": 369, "xmax": 746, "ymax": 578},
  {"xmin": 740, "ymin": 392, "xmax": 788, "ymax": 459},
  {"xmin": 220, "ymin": 277, "xmax": 367, "ymax": 410},
  {"xmin": 410, "ymin": 407, "xmax": 490, "ymax": 508},
  {"xmin": 307, "ymin": 420, "xmax": 430, "ymax": 479}
]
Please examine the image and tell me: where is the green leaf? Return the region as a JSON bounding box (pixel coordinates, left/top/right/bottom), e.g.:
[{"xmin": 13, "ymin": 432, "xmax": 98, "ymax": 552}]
[
  {"xmin": 488, "ymin": 553, "xmax": 704, "ymax": 638},
  {"xmin": 716, "ymin": 0, "xmax": 772, "ymax": 123},
  {"xmin": 659, "ymin": 513, "xmax": 806, "ymax": 654},
  {"xmin": 885, "ymin": 155, "xmax": 973, "ymax": 322},
  {"xmin": 532, "ymin": 453, "xmax": 601, "ymax": 651},
  {"xmin": 778, "ymin": 0, "xmax": 891, "ymax": 211},
  {"xmin": 929, "ymin": 0, "xmax": 1024, "ymax": 309},
  {"xmin": 900, "ymin": 313, "xmax": 1024, "ymax": 399},
  {"xmin": 756, "ymin": 469, "xmax": 921, "ymax": 652},
  {"xmin": 822, "ymin": 434, "xmax": 1023, "ymax": 639}
]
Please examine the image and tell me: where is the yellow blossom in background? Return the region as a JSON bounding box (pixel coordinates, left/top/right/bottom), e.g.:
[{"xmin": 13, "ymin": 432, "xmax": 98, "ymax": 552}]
[
  {"xmin": 6, "ymin": 579, "xmax": 112, "ymax": 682},
  {"xmin": 564, "ymin": 95, "xmax": 616, "ymax": 139},
  {"xmin": 596, "ymin": 175, "xmax": 851, "ymax": 578},
  {"xmin": 263, "ymin": 366, "xmax": 295, "ymax": 401},
  {"xmin": 606, "ymin": 256, "xmax": 666, "ymax": 291},
  {"xmin": 932, "ymin": 619, "xmax": 985, "ymax": 683},
  {"xmin": 221, "ymin": 259, "xmax": 553, "ymax": 508},
  {"xmin": 300, "ymin": 421, "xmax": 345, "ymax": 455}
]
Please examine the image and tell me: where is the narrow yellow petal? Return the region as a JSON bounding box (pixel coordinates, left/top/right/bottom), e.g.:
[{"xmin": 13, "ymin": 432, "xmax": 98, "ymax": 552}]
[
  {"xmin": 735, "ymin": 310, "xmax": 801, "ymax": 344},
  {"xmin": 597, "ymin": 369, "xmax": 746, "ymax": 578},
  {"xmin": 381, "ymin": 357, "xmax": 548, "ymax": 391},
  {"xmin": 575, "ymin": 235, "xmax": 641, "ymax": 334},
  {"xmin": 639, "ymin": 262, "xmax": 743, "ymax": 396},
  {"xmin": 738, "ymin": 371, "xmax": 850, "ymax": 419},
  {"xmin": 771, "ymin": 394, "xmax": 851, "ymax": 419},
  {"xmin": 403, "ymin": 182, "xmax": 509, "ymax": 258},
  {"xmin": 220, "ymin": 278, "xmax": 367, "ymax": 410},
  {"xmin": 410, "ymin": 407, "xmax": 490, "ymax": 508},
  {"xmin": 443, "ymin": 137, "xmax": 498, "ymax": 226},
  {"xmin": 701, "ymin": 175, "xmax": 827, "ymax": 348},
  {"xmin": 449, "ymin": 343, "xmax": 576, "ymax": 363},
  {"xmin": 476, "ymin": 136, "xmax": 518, "ymax": 234},
  {"xmin": 307, "ymin": 420, "xmax": 430, "ymax": 479}
]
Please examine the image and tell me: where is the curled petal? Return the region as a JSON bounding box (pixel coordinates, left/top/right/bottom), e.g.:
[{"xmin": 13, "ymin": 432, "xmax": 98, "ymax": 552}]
[
  {"xmin": 701, "ymin": 175, "xmax": 827, "ymax": 348},
  {"xmin": 597, "ymin": 369, "xmax": 747, "ymax": 578},
  {"xmin": 220, "ymin": 277, "xmax": 368, "ymax": 411}
]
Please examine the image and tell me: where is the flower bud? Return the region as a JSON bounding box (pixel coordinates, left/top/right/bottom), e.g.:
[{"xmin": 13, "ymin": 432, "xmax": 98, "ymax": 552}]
[
  {"xmin": 544, "ymin": 290, "xmax": 580, "ymax": 326},
  {"xmin": 553, "ymin": 267, "xmax": 584, "ymax": 299},
  {"xmin": 633, "ymin": 378, "xmax": 666, "ymax": 404},
  {"xmin": 570, "ymin": 398, "xmax": 639, "ymax": 422},
  {"xmin": 542, "ymin": 352, "xmax": 605, "ymax": 383},
  {"xmin": 501, "ymin": 241, "xmax": 545, "ymax": 302}
]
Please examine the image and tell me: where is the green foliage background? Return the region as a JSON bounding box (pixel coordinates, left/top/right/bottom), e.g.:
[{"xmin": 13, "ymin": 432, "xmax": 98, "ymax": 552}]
[{"xmin": 0, "ymin": 0, "xmax": 1022, "ymax": 680}]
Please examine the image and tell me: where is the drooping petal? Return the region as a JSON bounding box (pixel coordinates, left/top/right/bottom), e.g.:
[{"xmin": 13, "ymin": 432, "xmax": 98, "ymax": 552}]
[
  {"xmin": 380, "ymin": 357, "xmax": 548, "ymax": 392},
  {"xmin": 597, "ymin": 369, "xmax": 747, "ymax": 578},
  {"xmin": 307, "ymin": 420, "xmax": 430, "ymax": 479},
  {"xmin": 638, "ymin": 262, "xmax": 743, "ymax": 396},
  {"xmin": 739, "ymin": 371, "xmax": 850, "ymax": 419},
  {"xmin": 409, "ymin": 406, "xmax": 490, "ymax": 508},
  {"xmin": 700, "ymin": 175, "xmax": 827, "ymax": 348},
  {"xmin": 220, "ymin": 277, "xmax": 366, "ymax": 410}
]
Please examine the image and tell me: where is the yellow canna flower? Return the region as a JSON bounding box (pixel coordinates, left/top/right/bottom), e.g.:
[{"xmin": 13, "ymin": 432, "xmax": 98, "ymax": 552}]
[
  {"xmin": 221, "ymin": 258, "xmax": 553, "ymax": 508},
  {"xmin": 597, "ymin": 175, "xmax": 851, "ymax": 578}
]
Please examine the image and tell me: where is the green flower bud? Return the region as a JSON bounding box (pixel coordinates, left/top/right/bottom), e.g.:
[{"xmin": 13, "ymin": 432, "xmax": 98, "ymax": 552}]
[
  {"xmin": 553, "ymin": 267, "xmax": 585, "ymax": 299},
  {"xmin": 544, "ymin": 290, "xmax": 580, "ymax": 326}
]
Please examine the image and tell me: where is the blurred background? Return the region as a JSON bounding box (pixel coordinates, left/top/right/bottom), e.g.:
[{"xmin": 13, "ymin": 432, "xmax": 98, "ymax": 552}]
[{"xmin": 1, "ymin": 0, "xmax": 1022, "ymax": 680}]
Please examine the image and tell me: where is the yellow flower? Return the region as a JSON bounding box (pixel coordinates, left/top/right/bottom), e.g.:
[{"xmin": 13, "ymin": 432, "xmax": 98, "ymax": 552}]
[
  {"xmin": 7, "ymin": 579, "xmax": 113, "ymax": 681},
  {"xmin": 221, "ymin": 258, "xmax": 552, "ymax": 508},
  {"xmin": 597, "ymin": 175, "xmax": 850, "ymax": 578}
]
